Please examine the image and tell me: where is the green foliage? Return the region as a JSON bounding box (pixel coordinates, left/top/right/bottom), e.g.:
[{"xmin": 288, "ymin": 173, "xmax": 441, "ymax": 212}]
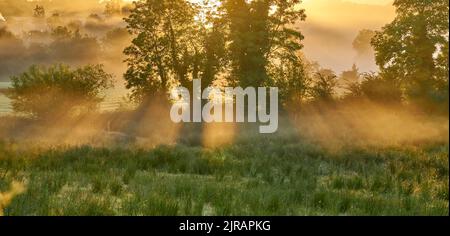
[
  {"xmin": 224, "ymin": 0, "xmax": 306, "ymax": 88},
  {"xmin": 225, "ymin": 0, "xmax": 270, "ymax": 87},
  {"xmin": 310, "ymin": 69, "xmax": 338, "ymax": 102},
  {"xmin": 124, "ymin": 0, "xmax": 306, "ymax": 100},
  {"xmin": 372, "ymin": 0, "xmax": 449, "ymax": 112},
  {"xmin": 6, "ymin": 64, "xmax": 113, "ymax": 118},
  {"xmin": 274, "ymin": 56, "xmax": 311, "ymax": 108},
  {"xmin": 345, "ymin": 72, "xmax": 403, "ymax": 104},
  {"xmin": 124, "ymin": 0, "xmax": 202, "ymax": 100}
]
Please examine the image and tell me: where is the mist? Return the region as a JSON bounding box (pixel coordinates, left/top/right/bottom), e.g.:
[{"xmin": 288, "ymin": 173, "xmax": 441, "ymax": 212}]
[
  {"xmin": 0, "ymin": 0, "xmax": 447, "ymax": 149},
  {"xmin": 300, "ymin": 0, "xmax": 395, "ymax": 73}
]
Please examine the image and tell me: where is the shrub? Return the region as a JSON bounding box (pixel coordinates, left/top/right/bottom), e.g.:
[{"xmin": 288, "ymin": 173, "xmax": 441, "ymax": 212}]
[{"xmin": 7, "ymin": 64, "xmax": 113, "ymax": 118}]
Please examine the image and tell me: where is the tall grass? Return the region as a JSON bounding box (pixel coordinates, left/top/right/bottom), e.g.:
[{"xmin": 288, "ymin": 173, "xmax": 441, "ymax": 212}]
[
  {"xmin": 0, "ymin": 135, "xmax": 448, "ymax": 216},
  {"xmin": 0, "ymin": 181, "xmax": 26, "ymax": 216}
]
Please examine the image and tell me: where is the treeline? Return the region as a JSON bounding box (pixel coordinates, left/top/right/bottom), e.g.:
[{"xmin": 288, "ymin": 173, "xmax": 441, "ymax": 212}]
[
  {"xmin": 0, "ymin": 0, "xmax": 132, "ymax": 17},
  {"xmin": 3, "ymin": 0, "xmax": 449, "ymax": 119},
  {"xmin": 124, "ymin": 0, "xmax": 306, "ymax": 100},
  {"xmin": 123, "ymin": 0, "xmax": 449, "ymax": 114},
  {"xmin": 0, "ymin": 3, "xmax": 132, "ymax": 81}
]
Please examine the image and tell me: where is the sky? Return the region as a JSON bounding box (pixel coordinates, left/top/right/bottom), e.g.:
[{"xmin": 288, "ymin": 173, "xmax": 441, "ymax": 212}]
[
  {"xmin": 303, "ymin": 0, "xmax": 392, "ymax": 5},
  {"xmin": 299, "ymin": 0, "xmax": 395, "ymax": 73},
  {"xmin": 344, "ymin": 0, "xmax": 392, "ymax": 5}
]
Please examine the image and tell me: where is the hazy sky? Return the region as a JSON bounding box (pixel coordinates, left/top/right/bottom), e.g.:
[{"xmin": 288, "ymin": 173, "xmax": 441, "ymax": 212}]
[
  {"xmin": 303, "ymin": 0, "xmax": 392, "ymax": 5},
  {"xmin": 344, "ymin": 0, "xmax": 392, "ymax": 5},
  {"xmin": 300, "ymin": 0, "xmax": 395, "ymax": 73}
]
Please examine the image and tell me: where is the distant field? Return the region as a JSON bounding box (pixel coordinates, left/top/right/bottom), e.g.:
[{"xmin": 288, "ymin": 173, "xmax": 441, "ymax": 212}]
[{"xmin": 0, "ymin": 136, "xmax": 448, "ymax": 216}]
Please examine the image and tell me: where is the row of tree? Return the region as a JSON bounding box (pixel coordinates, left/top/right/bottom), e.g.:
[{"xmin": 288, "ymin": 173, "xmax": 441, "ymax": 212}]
[
  {"xmin": 124, "ymin": 0, "xmax": 306, "ymax": 100},
  {"xmin": 5, "ymin": 0, "xmax": 449, "ymax": 119},
  {"xmin": 0, "ymin": 0, "xmax": 131, "ymax": 18},
  {"xmin": 123, "ymin": 0, "xmax": 449, "ymax": 114}
]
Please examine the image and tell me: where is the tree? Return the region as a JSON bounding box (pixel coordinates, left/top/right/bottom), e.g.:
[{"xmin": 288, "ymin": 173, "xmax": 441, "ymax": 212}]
[
  {"xmin": 274, "ymin": 52, "xmax": 311, "ymax": 108},
  {"xmin": 105, "ymin": 0, "xmax": 122, "ymax": 16},
  {"xmin": 49, "ymin": 26, "xmax": 103, "ymax": 65},
  {"xmin": 123, "ymin": 0, "xmax": 306, "ymax": 103},
  {"xmin": 344, "ymin": 72, "xmax": 403, "ymax": 105},
  {"xmin": 0, "ymin": 27, "xmax": 28, "ymax": 80},
  {"xmin": 338, "ymin": 64, "xmax": 360, "ymax": 91},
  {"xmin": 224, "ymin": 0, "xmax": 268, "ymax": 87},
  {"xmin": 200, "ymin": 16, "xmax": 227, "ymax": 89},
  {"xmin": 310, "ymin": 69, "xmax": 338, "ymax": 102},
  {"xmin": 103, "ymin": 27, "xmax": 132, "ymax": 61},
  {"xmin": 124, "ymin": 0, "xmax": 202, "ymax": 100},
  {"xmin": 6, "ymin": 64, "xmax": 113, "ymax": 118},
  {"xmin": 33, "ymin": 5, "xmax": 45, "ymax": 18},
  {"xmin": 353, "ymin": 29, "xmax": 376, "ymax": 57},
  {"xmin": 224, "ymin": 0, "xmax": 306, "ymax": 88},
  {"xmin": 372, "ymin": 0, "xmax": 449, "ymax": 111},
  {"xmin": 266, "ymin": 0, "xmax": 307, "ymax": 86}
]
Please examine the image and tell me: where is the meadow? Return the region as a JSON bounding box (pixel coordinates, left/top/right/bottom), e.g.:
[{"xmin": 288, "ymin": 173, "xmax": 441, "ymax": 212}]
[{"xmin": 0, "ymin": 109, "xmax": 448, "ymax": 216}]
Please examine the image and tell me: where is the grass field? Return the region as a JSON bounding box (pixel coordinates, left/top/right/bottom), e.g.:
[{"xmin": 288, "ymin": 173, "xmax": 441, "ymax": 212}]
[{"xmin": 0, "ymin": 134, "xmax": 448, "ymax": 216}]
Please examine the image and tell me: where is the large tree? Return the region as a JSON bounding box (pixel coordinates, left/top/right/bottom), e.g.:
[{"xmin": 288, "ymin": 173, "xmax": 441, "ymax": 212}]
[
  {"xmin": 372, "ymin": 0, "xmax": 449, "ymax": 110},
  {"xmin": 224, "ymin": 0, "xmax": 306, "ymax": 88},
  {"xmin": 124, "ymin": 0, "xmax": 306, "ymax": 104},
  {"xmin": 124, "ymin": 0, "xmax": 204, "ymax": 100}
]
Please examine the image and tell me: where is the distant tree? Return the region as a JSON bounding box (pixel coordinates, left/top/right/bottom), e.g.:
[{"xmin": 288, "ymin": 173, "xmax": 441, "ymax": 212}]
[
  {"xmin": 49, "ymin": 26, "xmax": 102, "ymax": 65},
  {"xmin": 105, "ymin": 0, "xmax": 122, "ymax": 16},
  {"xmin": 338, "ymin": 64, "xmax": 360, "ymax": 93},
  {"xmin": 103, "ymin": 28, "xmax": 132, "ymax": 60},
  {"xmin": 0, "ymin": 27, "xmax": 25, "ymax": 57},
  {"xmin": 33, "ymin": 5, "xmax": 45, "ymax": 18},
  {"xmin": 51, "ymin": 25, "xmax": 74, "ymax": 39},
  {"xmin": 47, "ymin": 12, "xmax": 63, "ymax": 28},
  {"xmin": 274, "ymin": 53, "xmax": 311, "ymax": 108},
  {"xmin": 6, "ymin": 64, "xmax": 113, "ymax": 118},
  {"xmin": 372, "ymin": 0, "xmax": 449, "ymax": 111},
  {"xmin": 353, "ymin": 29, "xmax": 376, "ymax": 57},
  {"xmin": 0, "ymin": 27, "xmax": 28, "ymax": 80},
  {"xmin": 67, "ymin": 20, "xmax": 83, "ymax": 32},
  {"xmin": 310, "ymin": 69, "xmax": 338, "ymax": 102},
  {"xmin": 345, "ymin": 72, "xmax": 403, "ymax": 104},
  {"xmin": 88, "ymin": 13, "xmax": 103, "ymax": 22}
]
